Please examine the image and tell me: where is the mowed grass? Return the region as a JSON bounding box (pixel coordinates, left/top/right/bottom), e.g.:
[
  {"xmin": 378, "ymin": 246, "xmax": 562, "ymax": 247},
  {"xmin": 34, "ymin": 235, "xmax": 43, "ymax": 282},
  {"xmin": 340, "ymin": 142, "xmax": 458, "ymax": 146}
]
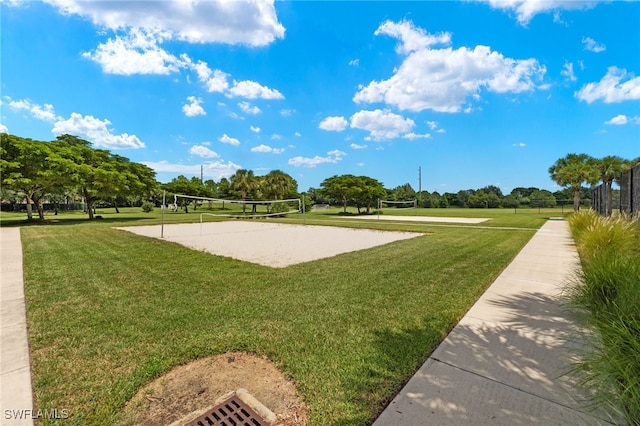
[{"xmin": 17, "ymin": 209, "xmax": 541, "ymax": 425}]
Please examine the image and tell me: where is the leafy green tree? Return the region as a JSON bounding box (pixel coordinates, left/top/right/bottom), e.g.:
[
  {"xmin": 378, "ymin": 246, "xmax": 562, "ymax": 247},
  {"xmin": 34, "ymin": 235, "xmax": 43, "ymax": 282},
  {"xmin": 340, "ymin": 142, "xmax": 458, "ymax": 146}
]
[
  {"xmin": 590, "ymin": 155, "xmax": 629, "ymax": 216},
  {"xmin": 356, "ymin": 176, "xmax": 385, "ymax": 213},
  {"xmin": 549, "ymin": 153, "xmax": 599, "ymax": 212},
  {"xmin": 510, "ymin": 187, "xmax": 539, "ymax": 198},
  {"xmin": 502, "ymin": 194, "xmax": 520, "ymax": 209},
  {"xmin": 480, "ymin": 185, "xmax": 504, "ymax": 198},
  {"xmin": 230, "ymin": 169, "xmax": 258, "ymax": 213},
  {"xmin": 52, "ymin": 135, "xmax": 156, "ymax": 219},
  {"xmin": 321, "ymin": 174, "xmax": 372, "ymax": 213},
  {"xmin": 262, "ymin": 170, "xmax": 296, "ymax": 201},
  {"xmin": 1, "ymin": 134, "xmax": 58, "ymax": 220},
  {"xmin": 530, "ymin": 190, "xmax": 557, "ymax": 208},
  {"xmin": 456, "ymin": 190, "xmax": 471, "ymax": 207},
  {"xmin": 393, "ymin": 183, "xmax": 416, "ymax": 201}
]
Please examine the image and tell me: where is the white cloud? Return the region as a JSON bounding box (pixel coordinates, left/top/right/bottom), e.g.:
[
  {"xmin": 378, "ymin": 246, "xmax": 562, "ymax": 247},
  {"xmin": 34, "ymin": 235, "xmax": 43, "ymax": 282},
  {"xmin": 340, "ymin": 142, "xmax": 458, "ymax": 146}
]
[
  {"xmin": 350, "ymin": 143, "xmax": 368, "ymax": 149},
  {"xmin": 605, "ymin": 114, "xmax": 628, "ymax": 125},
  {"xmin": 187, "ymin": 59, "xmax": 229, "ymax": 93},
  {"xmin": 182, "ymin": 96, "xmax": 206, "ymax": 117},
  {"xmin": 271, "ymin": 134, "xmax": 282, "ymax": 140},
  {"xmin": 436, "ymin": 129, "xmax": 446, "ymax": 134},
  {"xmin": 479, "ymin": 0, "xmax": 602, "ymax": 25},
  {"xmin": 227, "ymin": 80, "xmax": 284, "ymax": 100},
  {"xmin": 582, "ymin": 36, "xmax": 606, "ymax": 53},
  {"xmin": 238, "ymin": 101, "xmax": 261, "ymax": 115},
  {"xmin": 349, "ymin": 59, "xmax": 360, "ymax": 67},
  {"xmin": 6, "ymin": 97, "xmax": 60, "ymax": 122},
  {"xmin": 426, "ymin": 121, "xmax": 438, "ymax": 130},
  {"xmin": 280, "ymin": 109, "xmax": 295, "ymax": 116},
  {"xmin": 44, "ymin": 0, "xmax": 285, "ymax": 46},
  {"xmin": 354, "ymin": 20, "xmax": 546, "ymax": 113},
  {"xmin": 374, "ymin": 19, "xmax": 451, "ymax": 53},
  {"xmin": 513, "ymin": 142, "xmax": 526, "ymax": 147},
  {"xmin": 250, "ymin": 126, "xmax": 261, "ymax": 133},
  {"xmin": 319, "ymin": 116, "xmax": 348, "ymax": 132},
  {"xmin": 576, "ymin": 67, "xmax": 640, "ymax": 103},
  {"xmin": 218, "ymin": 134, "xmax": 240, "ymax": 146},
  {"xmin": 294, "ymin": 132, "xmax": 301, "ymax": 137},
  {"xmin": 144, "ymin": 160, "xmax": 241, "ymax": 180},
  {"xmin": 52, "ymin": 112, "xmax": 145, "ymax": 149},
  {"xmin": 82, "ymin": 28, "xmax": 183, "ymax": 75},
  {"xmin": 0, "ymin": 123, "xmax": 8, "ymax": 133},
  {"xmin": 350, "ymin": 109, "xmax": 415, "ymax": 141},
  {"xmin": 403, "ymin": 132, "xmax": 431, "ymax": 140},
  {"xmin": 605, "ymin": 114, "xmax": 640, "ymax": 125},
  {"xmin": 561, "ymin": 62, "xmax": 576, "ymax": 82},
  {"xmin": 288, "ymin": 150, "xmax": 346, "ymax": 168},
  {"xmin": 251, "ymin": 144, "xmax": 284, "ymax": 154},
  {"xmin": 189, "ymin": 145, "xmax": 219, "ymax": 158}
]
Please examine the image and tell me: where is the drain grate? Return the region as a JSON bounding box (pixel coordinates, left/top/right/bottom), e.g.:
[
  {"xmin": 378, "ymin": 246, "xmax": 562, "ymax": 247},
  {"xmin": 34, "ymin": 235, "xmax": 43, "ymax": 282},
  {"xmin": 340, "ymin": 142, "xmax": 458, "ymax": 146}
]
[{"xmin": 185, "ymin": 395, "xmax": 268, "ymax": 426}]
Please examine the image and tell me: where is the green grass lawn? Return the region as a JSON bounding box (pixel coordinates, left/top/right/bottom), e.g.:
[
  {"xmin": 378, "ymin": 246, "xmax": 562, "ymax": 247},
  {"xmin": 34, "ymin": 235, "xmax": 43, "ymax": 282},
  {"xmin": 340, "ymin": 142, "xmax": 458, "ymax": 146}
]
[{"xmin": 11, "ymin": 207, "xmax": 547, "ymax": 425}]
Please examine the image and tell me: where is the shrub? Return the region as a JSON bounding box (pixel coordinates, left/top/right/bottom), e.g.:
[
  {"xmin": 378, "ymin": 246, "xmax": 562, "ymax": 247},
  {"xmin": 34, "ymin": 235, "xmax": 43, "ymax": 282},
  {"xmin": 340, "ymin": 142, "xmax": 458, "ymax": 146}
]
[
  {"xmin": 568, "ymin": 211, "xmax": 640, "ymax": 423},
  {"xmin": 141, "ymin": 201, "xmax": 154, "ymax": 213}
]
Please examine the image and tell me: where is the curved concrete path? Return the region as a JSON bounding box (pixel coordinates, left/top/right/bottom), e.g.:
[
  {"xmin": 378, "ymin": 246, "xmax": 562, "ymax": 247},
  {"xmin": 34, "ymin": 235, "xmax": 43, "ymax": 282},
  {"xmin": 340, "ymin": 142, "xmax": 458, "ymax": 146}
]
[
  {"xmin": 374, "ymin": 219, "xmax": 609, "ymax": 425},
  {"xmin": 0, "ymin": 227, "xmax": 33, "ymax": 426}
]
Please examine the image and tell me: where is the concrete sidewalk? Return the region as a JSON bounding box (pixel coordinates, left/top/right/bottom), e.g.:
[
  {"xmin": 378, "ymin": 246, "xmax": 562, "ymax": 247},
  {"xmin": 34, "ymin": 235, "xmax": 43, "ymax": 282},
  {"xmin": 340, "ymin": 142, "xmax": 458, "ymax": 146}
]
[
  {"xmin": 374, "ymin": 219, "xmax": 607, "ymax": 425},
  {"xmin": 1, "ymin": 227, "xmax": 34, "ymax": 426}
]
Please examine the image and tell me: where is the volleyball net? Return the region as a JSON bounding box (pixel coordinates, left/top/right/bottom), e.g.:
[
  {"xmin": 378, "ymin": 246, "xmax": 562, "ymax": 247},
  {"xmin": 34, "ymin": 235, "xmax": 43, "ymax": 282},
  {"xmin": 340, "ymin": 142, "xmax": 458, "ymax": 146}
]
[
  {"xmin": 378, "ymin": 199, "xmax": 418, "ymax": 210},
  {"xmin": 165, "ymin": 193, "xmax": 302, "ymax": 220}
]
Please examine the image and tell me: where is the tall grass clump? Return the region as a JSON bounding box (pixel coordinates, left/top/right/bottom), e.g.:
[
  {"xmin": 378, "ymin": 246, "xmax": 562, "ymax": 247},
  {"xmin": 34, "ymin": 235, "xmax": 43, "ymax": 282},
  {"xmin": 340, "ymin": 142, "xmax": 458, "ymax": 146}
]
[{"xmin": 567, "ymin": 210, "xmax": 640, "ymax": 423}]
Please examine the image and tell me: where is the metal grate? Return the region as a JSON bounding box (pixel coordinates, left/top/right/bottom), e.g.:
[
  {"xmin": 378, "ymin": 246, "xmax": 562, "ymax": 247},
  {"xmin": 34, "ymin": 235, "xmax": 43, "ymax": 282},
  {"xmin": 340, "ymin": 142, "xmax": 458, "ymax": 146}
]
[{"xmin": 185, "ymin": 395, "xmax": 268, "ymax": 426}]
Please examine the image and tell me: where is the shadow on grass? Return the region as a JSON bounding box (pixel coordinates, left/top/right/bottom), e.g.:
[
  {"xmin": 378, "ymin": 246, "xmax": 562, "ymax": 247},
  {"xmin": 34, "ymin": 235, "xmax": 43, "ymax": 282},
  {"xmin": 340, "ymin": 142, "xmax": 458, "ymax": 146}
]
[{"xmin": 340, "ymin": 292, "xmax": 616, "ymax": 425}]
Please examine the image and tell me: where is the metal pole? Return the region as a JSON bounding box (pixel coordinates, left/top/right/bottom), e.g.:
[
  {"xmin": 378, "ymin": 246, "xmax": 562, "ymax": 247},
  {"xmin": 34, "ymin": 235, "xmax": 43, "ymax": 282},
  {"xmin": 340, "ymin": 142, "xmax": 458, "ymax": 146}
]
[
  {"xmin": 161, "ymin": 190, "xmax": 165, "ymax": 238},
  {"xmin": 302, "ymin": 195, "xmax": 306, "ymax": 225}
]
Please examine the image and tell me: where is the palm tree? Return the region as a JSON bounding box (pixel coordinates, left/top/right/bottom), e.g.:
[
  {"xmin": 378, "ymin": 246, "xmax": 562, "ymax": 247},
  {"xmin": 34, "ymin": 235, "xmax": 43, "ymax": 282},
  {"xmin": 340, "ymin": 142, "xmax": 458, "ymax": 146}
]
[
  {"xmin": 549, "ymin": 153, "xmax": 599, "ymax": 212},
  {"xmin": 590, "ymin": 155, "xmax": 629, "ymax": 216},
  {"xmin": 263, "ymin": 170, "xmax": 294, "ymax": 200},
  {"xmin": 230, "ymin": 169, "xmax": 257, "ymax": 214}
]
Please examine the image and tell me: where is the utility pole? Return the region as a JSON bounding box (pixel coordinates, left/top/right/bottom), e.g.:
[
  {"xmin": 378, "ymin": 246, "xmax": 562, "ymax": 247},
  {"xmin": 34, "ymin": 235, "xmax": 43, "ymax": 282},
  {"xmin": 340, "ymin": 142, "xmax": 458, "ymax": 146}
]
[{"xmin": 201, "ymin": 164, "xmax": 204, "ymax": 183}]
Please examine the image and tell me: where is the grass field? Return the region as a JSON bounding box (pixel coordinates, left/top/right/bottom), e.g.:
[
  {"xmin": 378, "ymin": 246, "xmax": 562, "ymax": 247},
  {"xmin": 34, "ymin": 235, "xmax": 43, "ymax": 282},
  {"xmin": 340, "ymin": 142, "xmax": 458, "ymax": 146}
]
[{"xmin": 2, "ymin": 207, "xmax": 561, "ymax": 425}]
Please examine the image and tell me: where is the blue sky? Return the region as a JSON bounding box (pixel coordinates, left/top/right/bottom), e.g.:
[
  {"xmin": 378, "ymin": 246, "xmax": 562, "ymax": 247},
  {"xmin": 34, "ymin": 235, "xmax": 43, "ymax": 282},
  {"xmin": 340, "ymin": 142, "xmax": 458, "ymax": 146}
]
[{"xmin": 2, "ymin": 0, "xmax": 639, "ymax": 194}]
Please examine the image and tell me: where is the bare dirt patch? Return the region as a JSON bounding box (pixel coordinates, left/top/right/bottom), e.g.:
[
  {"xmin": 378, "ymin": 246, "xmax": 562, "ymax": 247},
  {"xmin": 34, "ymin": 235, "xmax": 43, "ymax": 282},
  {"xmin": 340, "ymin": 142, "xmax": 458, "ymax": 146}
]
[
  {"xmin": 118, "ymin": 221, "xmax": 422, "ymax": 268},
  {"xmin": 122, "ymin": 352, "xmax": 307, "ymax": 426}
]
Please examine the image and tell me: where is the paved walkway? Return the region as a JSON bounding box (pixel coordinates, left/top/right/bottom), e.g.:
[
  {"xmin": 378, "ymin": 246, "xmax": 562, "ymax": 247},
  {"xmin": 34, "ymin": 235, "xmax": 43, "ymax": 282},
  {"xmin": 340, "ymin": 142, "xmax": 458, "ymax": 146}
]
[
  {"xmin": 374, "ymin": 219, "xmax": 608, "ymax": 425},
  {"xmin": 1, "ymin": 227, "xmax": 33, "ymax": 426}
]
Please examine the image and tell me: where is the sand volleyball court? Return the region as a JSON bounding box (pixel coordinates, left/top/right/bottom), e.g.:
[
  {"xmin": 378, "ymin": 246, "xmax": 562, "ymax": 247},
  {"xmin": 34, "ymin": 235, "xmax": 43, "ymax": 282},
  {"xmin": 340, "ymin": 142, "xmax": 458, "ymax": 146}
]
[{"xmin": 118, "ymin": 221, "xmax": 423, "ymax": 268}]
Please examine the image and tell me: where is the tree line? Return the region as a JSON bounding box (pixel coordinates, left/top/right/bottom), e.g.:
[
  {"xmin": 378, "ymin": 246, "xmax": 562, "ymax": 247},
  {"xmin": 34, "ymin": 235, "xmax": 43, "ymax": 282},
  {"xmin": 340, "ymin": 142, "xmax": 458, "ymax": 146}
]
[
  {"xmin": 1, "ymin": 134, "xmax": 157, "ymax": 220},
  {"xmin": 2, "ymin": 133, "xmax": 637, "ymax": 220}
]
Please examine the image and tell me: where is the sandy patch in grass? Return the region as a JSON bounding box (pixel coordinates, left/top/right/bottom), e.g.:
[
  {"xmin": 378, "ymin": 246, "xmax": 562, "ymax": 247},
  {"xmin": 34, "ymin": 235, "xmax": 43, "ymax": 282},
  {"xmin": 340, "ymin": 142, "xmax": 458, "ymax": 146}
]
[
  {"xmin": 117, "ymin": 221, "xmax": 422, "ymax": 268},
  {"xmin": 123, "ymin": 352, "xmax": 307, "ymax": 426},
  {"xmin": 345, "ymin": 215, "xmax": 490, "ymax": 224}
]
